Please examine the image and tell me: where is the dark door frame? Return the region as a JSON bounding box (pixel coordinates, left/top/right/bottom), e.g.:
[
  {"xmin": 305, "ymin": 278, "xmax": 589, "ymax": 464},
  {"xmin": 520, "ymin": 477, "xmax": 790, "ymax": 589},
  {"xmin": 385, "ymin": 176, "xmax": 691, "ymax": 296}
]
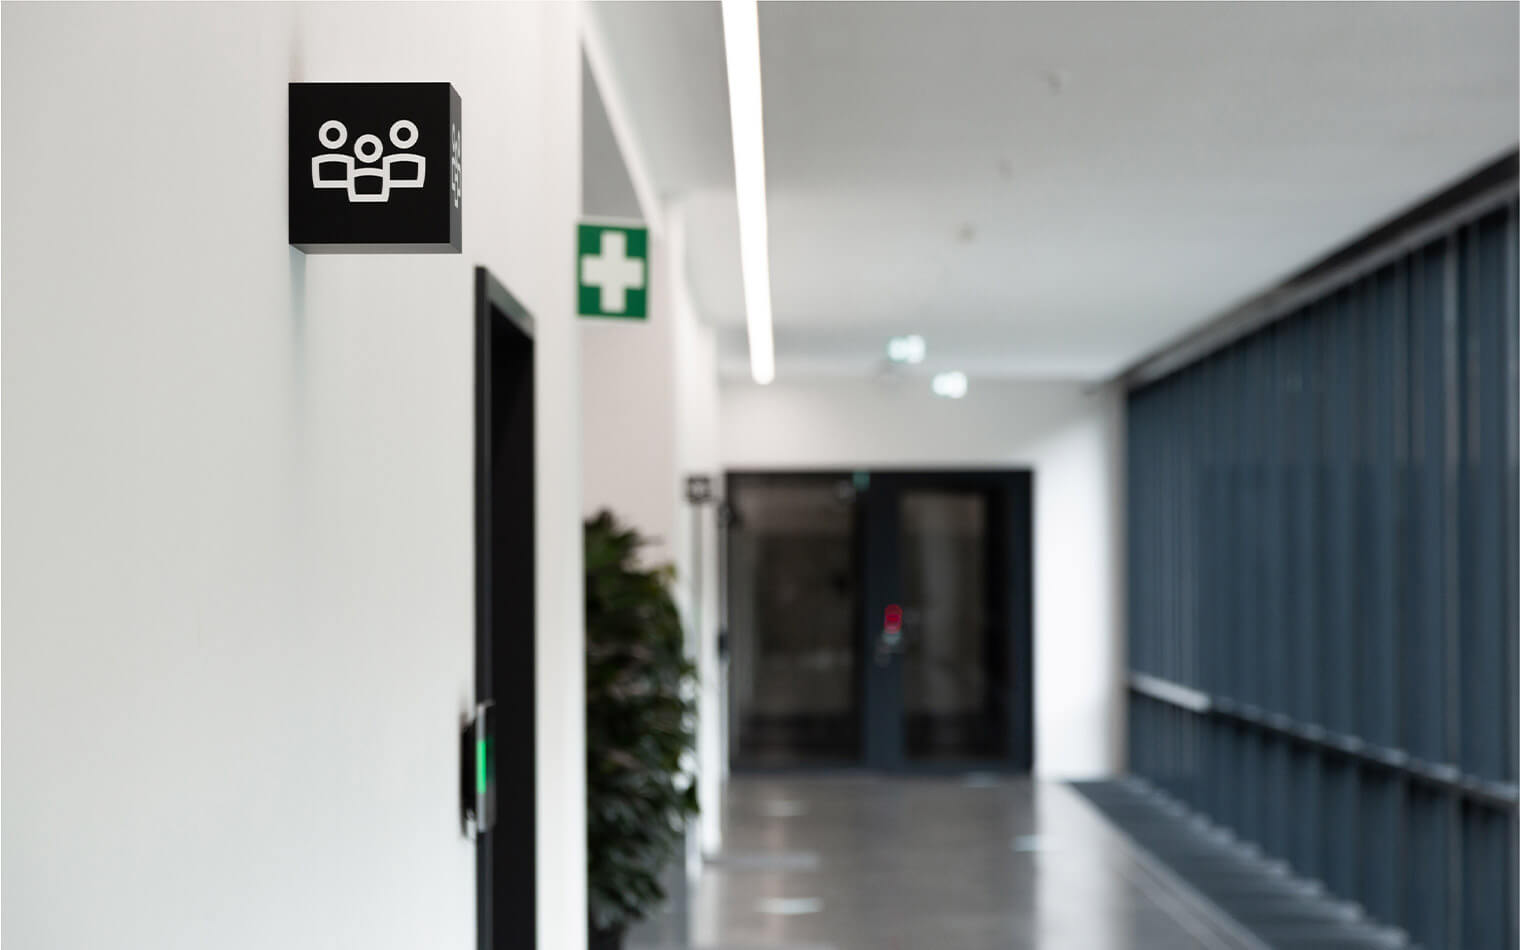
[
  {"xmin": 474, "ymin": 266, "xmax": 535, "ymax": 950},
  {"xmin": 723, "ymin": 468, "xmax": 1034, "ymax": 775}
]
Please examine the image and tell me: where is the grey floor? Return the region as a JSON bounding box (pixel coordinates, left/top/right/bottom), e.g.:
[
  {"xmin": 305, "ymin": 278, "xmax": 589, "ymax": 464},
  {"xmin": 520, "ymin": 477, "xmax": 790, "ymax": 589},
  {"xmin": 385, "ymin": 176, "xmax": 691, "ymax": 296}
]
[{"xmin": 634, "ymin": 774, "xmax": 1255, "ymax": 950}]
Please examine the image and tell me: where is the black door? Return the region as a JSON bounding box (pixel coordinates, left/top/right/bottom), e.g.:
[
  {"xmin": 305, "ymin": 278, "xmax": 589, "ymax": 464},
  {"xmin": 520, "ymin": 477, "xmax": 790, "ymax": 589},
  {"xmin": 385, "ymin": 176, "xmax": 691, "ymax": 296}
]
[
  {"xmin": 725, "ymin": 470, "xmax": 1032, "ymax": 773},
  {"xmin": 859, "ymin": 471, "xmax": 1033, "ymax": 771},
  {"xmin": 474, "ymin": 267, "xmax": 536, "ymax": 950},
  {"xmin": 725, "ymin": 473, "xmax": 863, "ymax": 768}
]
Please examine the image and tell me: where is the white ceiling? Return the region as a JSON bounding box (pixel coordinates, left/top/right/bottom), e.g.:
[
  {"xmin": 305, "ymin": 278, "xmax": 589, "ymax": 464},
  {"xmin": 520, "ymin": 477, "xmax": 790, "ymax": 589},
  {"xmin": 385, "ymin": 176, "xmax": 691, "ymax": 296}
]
[
  {"xmin": 589, "ymin": 1, "xmax": 1520, "ymax": 381},
  {"xmin": 582, "ymin": 52, "xmax": 644, "ymax": 222}
]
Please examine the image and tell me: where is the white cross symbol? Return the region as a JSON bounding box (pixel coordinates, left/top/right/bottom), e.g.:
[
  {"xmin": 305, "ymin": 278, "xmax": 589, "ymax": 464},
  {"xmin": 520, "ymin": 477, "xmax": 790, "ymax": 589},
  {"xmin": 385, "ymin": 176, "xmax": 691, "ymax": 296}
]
[{"xmin": 580, "ymin": 230, "xmax": 645, "ymax": 313}]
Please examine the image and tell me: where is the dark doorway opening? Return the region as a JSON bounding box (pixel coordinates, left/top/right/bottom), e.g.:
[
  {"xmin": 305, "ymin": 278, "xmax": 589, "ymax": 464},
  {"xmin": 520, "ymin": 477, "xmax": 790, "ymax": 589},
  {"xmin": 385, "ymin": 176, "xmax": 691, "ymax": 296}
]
[
  {"xmin": 724, "ymin": 469, "xmax": 1033, "ymax": 773},
  {"xmin": 725, "ymin": 474, "xmax": 862, "ymax": 768},
  {"xmin": 474, "ymin": 267, "xmax": 535, "ymax": 950}
]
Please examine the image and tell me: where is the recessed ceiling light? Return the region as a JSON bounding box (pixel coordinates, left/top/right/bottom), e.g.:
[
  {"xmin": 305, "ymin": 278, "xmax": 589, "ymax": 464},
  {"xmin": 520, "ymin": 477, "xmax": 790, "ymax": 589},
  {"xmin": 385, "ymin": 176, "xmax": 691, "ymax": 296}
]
[
  {"xmin": 887, "ymin": 334, "xmax": 926, "ymax": 364},
  {"xmin": 932, "ymin": 371, "xmax": 968, "ymax": 399}
]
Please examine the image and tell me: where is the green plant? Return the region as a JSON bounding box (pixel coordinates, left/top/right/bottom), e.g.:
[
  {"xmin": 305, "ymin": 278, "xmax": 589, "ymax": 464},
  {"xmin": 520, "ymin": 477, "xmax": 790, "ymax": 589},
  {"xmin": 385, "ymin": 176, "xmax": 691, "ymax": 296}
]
[{"xmin": 584, "ymin": 510, "xmax": 699, "ymax": 936}]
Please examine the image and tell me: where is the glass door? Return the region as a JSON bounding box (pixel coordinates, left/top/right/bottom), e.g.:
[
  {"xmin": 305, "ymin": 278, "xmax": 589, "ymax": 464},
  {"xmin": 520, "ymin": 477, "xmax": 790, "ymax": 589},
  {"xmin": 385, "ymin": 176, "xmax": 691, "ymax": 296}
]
[
  {"xmin": 860, "ymin": 471, "xmax": 1032, "ymax": 772},
  {"xmin": 723, "ymin": 469, "xmax": 1032, "ymax": 773},
  {"xmin": 898, "ymin": 489, "xmax": 1007, "ymax": 761},
  {"xmin": 726, "ymin": 474, "xmax": 862, "ymax": 767}
]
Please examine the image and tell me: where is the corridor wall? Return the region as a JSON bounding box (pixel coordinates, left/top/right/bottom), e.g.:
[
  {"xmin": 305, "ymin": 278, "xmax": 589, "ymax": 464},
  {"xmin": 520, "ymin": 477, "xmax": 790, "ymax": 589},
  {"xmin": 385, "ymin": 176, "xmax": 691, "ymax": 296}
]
[
  {"xmin": 2, "ymin": 4, "xmax": 585, "ymax": 949},
  {"xmin": 581, "ymin": 36, "xmax": 727, "ymax": 861},
  {"xmin": 721, "ymin": 377, "xmax": 1125, "ymax": 778},
  {"xmin": 1126, "ymin": 175, "xmax": 1518, "ymax": 948}
]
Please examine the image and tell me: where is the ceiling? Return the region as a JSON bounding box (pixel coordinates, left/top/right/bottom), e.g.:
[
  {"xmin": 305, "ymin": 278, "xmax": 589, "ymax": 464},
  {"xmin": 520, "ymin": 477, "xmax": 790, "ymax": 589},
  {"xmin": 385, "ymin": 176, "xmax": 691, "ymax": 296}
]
[
  {"xmin": 588, "ymin": 1, "xmax": 1519, "ymax": 381},
  {"xmin": 582, "ymin": 51, "xmax": 644, "ymax": 223}
]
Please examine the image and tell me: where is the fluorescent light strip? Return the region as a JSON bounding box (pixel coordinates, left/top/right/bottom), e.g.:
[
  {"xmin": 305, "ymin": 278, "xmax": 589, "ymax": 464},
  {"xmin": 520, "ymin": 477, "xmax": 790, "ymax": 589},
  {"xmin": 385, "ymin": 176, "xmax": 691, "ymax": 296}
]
[{"xmin": 721, "ymin": 0, "xmax": 775, "ymax": 385}]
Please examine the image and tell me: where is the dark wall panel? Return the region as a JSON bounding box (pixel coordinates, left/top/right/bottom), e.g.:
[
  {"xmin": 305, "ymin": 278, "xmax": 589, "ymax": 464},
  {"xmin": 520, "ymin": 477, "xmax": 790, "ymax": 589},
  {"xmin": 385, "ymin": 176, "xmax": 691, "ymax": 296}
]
[{"xmin": 1126, "ymin": 193, "xmax": 1518, "ymax": 949}]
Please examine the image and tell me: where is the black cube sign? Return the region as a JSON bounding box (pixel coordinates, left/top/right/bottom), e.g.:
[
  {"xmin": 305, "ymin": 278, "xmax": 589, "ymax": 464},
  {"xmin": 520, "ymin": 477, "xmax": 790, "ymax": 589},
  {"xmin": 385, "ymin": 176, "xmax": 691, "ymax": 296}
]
[{"xmin": 289, "ymin": 83, "xmax": 461, "ymax": 253}]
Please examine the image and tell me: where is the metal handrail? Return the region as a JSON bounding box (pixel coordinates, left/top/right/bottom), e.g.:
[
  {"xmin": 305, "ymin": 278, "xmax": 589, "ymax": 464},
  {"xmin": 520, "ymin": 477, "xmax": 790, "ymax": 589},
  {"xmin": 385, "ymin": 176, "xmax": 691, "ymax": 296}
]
[{"xmin": 1128, "ymin": 672, "xmax": 1520, "ymax": 811}]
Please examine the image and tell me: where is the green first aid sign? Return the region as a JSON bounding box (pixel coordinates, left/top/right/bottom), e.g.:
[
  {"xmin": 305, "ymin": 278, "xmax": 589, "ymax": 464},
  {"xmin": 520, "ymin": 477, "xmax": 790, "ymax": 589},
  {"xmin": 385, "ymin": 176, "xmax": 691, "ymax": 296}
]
[{"xmin": 578, "ymin": 222, "xmax": 648, "ymax": 319}]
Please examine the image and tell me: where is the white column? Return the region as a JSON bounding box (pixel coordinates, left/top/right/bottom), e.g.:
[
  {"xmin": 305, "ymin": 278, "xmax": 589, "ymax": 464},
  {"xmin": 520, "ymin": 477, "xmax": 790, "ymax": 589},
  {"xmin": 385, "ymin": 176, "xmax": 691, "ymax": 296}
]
[{"xmin": 669, "ymin": 206, "xmax": 725, "ymax": 858}]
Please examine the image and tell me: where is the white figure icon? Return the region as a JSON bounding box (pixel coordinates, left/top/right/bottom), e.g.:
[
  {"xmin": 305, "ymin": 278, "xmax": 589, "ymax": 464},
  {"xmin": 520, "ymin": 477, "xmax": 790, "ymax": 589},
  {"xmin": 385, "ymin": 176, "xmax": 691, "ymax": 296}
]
[{"xmin": 311, "ymin": 119, "xmax": 426, "ymax": 203}]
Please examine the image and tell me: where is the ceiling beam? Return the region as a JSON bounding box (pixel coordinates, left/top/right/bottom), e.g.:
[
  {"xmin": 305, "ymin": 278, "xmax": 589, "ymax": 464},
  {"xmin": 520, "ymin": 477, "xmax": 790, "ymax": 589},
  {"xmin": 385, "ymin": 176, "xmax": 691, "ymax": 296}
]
[
  {"xmin": 581, "ymin": 5, "xmax": 665, "ymax": 234},
  {"xmin": 1115, "ymin": 149, "xmax": 1519, "ymax": 391}
]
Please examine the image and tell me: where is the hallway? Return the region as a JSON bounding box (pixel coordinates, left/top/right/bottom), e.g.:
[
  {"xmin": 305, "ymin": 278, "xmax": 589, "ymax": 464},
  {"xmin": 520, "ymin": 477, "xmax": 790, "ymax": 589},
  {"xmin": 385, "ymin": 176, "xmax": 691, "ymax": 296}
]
[
  {"xmin": 2, "ymin": 5, "xmax": 1514, "ymax": 949},
  {"xmin": 664, "ymin": 776, "xmax": 1254, "ymax": 950}
]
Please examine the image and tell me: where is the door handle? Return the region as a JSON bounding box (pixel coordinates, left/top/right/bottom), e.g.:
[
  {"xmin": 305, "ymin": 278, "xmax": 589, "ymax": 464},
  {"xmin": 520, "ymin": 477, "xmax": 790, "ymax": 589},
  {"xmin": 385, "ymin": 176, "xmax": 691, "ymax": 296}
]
[{"xmin": 876, "ymin": 604, "xmax": 907, "ymax": 666}]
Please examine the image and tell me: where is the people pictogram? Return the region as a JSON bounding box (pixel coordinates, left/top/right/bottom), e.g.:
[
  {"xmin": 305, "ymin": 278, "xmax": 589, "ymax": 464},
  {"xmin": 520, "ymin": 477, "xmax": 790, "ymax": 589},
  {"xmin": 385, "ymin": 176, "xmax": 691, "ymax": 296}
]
[{"xmin": 311, "ymin": 119, "xmax": 426, "ymax": 204}]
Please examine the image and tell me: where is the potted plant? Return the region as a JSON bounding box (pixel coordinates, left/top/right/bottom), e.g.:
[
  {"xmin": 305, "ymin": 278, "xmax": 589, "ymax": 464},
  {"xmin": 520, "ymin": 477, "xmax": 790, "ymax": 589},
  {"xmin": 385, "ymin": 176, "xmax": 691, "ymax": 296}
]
[{"xmin": 584, "ymin": 511, "xmax": 699, "ymax": 950}]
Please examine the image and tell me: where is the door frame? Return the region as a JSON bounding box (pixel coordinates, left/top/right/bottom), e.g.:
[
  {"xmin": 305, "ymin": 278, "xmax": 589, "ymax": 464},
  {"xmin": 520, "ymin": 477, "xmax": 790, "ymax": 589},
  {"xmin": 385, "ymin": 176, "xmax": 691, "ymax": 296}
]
[
  {"xmin": 474, "ymin": 266, "xmax": 536, "ymax": 950},
  {"xmin": 723, "ymin": 468, "xmax": 1034, "ymax": 775}
]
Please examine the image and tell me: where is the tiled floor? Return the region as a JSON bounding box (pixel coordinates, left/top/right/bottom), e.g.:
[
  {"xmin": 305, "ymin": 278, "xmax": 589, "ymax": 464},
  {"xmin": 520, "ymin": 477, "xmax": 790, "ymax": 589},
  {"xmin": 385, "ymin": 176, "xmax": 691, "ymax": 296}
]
[{"xmin": 636, "ymin": 774, "xmax": 1254, "ymax": 950}]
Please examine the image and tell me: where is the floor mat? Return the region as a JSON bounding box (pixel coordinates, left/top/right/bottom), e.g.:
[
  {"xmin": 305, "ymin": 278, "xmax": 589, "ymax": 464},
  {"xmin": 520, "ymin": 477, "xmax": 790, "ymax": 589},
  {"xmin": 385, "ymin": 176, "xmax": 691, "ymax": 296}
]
[{"xmin": 1070, "ymin": 780, "xmax": 1406, "ymax": 950}]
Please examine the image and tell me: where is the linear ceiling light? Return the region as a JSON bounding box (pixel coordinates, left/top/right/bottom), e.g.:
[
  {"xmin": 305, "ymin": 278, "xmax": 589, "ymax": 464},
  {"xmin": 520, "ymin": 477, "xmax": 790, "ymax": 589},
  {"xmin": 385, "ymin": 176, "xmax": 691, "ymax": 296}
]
[{"xmin": 721, "ymin": 0, "xmax": 775, "ymax": 385}]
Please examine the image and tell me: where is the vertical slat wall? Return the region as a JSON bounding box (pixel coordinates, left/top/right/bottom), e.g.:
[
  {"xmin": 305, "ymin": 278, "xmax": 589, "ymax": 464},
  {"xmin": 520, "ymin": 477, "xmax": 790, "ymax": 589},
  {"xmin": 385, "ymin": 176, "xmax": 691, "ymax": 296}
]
[{"xmin": 1126, "ymin": 197, "xmax": 1518, "ymax": 949}]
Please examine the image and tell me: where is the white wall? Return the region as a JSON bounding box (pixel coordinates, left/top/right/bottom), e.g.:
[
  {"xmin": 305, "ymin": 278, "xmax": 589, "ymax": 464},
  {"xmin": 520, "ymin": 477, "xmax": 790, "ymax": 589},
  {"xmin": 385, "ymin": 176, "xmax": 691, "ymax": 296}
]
[
  {"xmin": 580, "ymin": 229, "xmax": 679, "ymax": 562},
  {"xmin": 579, "ymin": 20, "xmax": 727, "ymax": 863},
  {"xmin": 721, "ymin": 377, "xmax": 1125, "ymax": 779},
  {"xmin": 667, "ymin": 212, "xmax": 724, "ymax": 858},
  {"xmin": 1, "ymin": 4, "xmax": 585, "ymax": 949},
  {"xmin": 579, "ymin": 208, "xmax": 724, "ymax": 857}
]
